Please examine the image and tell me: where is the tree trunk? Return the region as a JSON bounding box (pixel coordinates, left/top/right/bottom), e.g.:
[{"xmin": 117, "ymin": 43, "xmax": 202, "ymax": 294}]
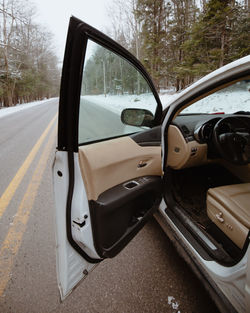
[
  {"xmin": 220, "ymin": 31, "xmax": 225, "ymax": 67},
  {"xmin": 176, "ymin": 78, "xmax": 180, "ymax": 92},
  {"xmin": 102, "ymin": 60, "xmax": 106, "ymax": 97}
]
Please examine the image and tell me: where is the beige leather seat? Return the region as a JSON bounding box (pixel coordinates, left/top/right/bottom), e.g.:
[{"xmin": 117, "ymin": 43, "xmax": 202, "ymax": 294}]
[{"xmin": 207, "ymin": 183, "xmax": 250, "ymax": 249}]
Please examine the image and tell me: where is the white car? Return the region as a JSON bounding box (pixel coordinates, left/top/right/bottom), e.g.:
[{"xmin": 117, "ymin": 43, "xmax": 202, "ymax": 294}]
[{"xmin": 53, "ymin": 16, "xmax": 250, "ymax": 313}]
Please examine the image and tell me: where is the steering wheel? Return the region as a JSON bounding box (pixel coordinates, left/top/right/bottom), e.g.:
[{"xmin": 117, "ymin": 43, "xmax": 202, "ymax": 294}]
[{"xmin": 213, "ymin": 117, "xmax": 250, "ymax": 165}]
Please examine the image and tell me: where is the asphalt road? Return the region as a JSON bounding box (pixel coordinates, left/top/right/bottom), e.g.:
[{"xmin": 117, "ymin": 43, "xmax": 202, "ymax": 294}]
[
  {"xmin": 78, "ymin": 99, "xmax": 141, "ymax": 144},
  {"xmin": 0, "ymin": 98, "xmax": 219, "ymax": 313}
]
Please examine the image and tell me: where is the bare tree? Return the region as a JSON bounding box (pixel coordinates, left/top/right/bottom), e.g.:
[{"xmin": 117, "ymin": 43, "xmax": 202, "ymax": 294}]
[{"xmin": 0, "ymin": 0, "xmax": 59, "ymax": 106}]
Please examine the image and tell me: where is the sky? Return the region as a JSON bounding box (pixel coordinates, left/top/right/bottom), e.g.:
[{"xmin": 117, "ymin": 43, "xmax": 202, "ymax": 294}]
[{"xmin": 32, "ymin": 0, "xmax": 114, "ymax": 62}]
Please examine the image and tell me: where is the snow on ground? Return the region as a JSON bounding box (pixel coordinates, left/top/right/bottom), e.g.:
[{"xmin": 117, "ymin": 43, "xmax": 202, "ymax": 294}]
[
  {"xmin": 82, "ymin": 91, "xmax": 177, "ymax": 115},
  {"xmin": 182, "ymin": 89, "xmax": 250, "ymax": 114},
  {"xmin": 160, "ymin": 92, "xmax": 180, "ymax": 109},
  {"xmin": 2, "ymin": 82, "xmax": 248, "ymax": 121},
  {"xmin": 82, "ymin": 94, "xmax": 156, "ymax": 115},
  {"xmin": 0, "ymin": 92, "xmax": 176, "ymax": 122},
  {"xmin": 0, "ymin": 98, "xmax": 58, "ymax": 120},
  {"xmin": 168, "ymin": 296, "xmax": 180, "ymax": 312},
  {"xmin": 82, "ymin": 81, "xmax": 250, "ymax": 116}
]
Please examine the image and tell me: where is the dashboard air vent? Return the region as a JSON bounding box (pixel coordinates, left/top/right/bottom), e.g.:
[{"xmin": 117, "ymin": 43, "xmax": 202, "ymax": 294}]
[{"xmin": 181, "ymin": 125, "xmax": 190, "ymax": 135}]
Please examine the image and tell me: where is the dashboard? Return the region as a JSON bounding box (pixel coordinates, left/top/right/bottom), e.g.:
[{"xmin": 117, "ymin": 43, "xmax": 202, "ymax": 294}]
[{"xmin": 167, "ymin": 113, "xmax": 250, "ymax": 169}]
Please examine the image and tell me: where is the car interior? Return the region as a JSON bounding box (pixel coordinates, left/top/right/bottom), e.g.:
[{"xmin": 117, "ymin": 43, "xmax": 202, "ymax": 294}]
[
  {"xmin": 75, "ymin": 75, "xmax": 250, "ymax": 264},
  {"xmin": 163, "ymin": 77, "xmax": 250, "ymax": 265}
]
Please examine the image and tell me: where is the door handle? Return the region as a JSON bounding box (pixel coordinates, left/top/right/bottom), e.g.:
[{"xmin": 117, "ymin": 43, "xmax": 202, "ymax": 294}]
[{"xmin": 138, "ymin": 161, "xmax": 147, "ymax": 168}]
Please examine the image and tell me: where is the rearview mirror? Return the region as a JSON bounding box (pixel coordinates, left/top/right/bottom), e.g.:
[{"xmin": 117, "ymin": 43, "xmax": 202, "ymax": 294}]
[{"xmin": 121, "ymin": 108, "xmax": 154, "ymax": 127}]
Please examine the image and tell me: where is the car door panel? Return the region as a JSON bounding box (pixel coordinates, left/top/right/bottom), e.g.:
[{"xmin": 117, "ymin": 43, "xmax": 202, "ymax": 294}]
[
  {"xmin": 53, "ymin": 16, "xmax": 163, "ymax": 300},
  {"xmin": 78, "ymin": 135, "xmax": 162, "ymax": 258},
  {"xmin": 78, "ymin": 136, "xmax": 162, "ymax": 201}
]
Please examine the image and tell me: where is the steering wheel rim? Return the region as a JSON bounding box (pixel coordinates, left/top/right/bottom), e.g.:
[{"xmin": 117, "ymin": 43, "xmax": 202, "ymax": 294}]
[{"xmin": 213, "ymin": 117, "xmax": 250, "ymax": 165}]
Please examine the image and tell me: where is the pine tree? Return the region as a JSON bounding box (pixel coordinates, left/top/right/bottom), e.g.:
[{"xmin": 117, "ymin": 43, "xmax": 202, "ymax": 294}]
[
  {"xmin": 135, "ymin": 0, "xmax": 168, "ymax": 90},
  {"xmin": 108, "ymin": 0, "xmax": 249, "ymax": 92},
  {"xmin": 181, "ymin": 0, "xmax": 250, "ymax": 80},
  {"xmin": 167, "ymin": 0, "xmax": 199, "ymax": 90}
]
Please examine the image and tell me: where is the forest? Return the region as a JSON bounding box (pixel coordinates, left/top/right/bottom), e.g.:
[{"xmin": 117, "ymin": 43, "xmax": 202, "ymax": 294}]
[
  {"xmin": 82, "ymin": 43, "xmax": 153, "ymax": 96},
  {"xmin": 0, "ymin": 0, "xmax": 60, "ymax": 107},
  {"xmin": 106, "ymin": 0, "xmax": 250, "ymax": 92},
  {"xmin": 0, "ymin": 0, "xmax": 249, "ymax": 106}
]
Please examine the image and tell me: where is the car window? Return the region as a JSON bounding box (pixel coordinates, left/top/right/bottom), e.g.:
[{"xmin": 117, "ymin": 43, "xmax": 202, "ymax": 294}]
[
  {"xmin": 180, "ymin": 79, "xmax": 250, "ymax": 115},
  {"xmin": 78, "ymin": 40, "xmax": 158, "ymax": 145}
]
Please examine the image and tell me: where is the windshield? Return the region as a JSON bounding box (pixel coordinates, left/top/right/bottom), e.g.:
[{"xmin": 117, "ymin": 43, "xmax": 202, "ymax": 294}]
[{"xmin": 180, "ymin": 79, "xmax": 250, "ymax": 115}]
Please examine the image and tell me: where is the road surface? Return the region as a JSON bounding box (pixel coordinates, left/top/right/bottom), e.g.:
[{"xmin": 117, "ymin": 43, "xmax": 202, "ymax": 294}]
[
  {"xmin": 0, "ymin": 98, "xmax": 219, "ymax": 313},
  {"xmin": 79, "ymin": 98, "xmax": 141, "ymax": 144}
]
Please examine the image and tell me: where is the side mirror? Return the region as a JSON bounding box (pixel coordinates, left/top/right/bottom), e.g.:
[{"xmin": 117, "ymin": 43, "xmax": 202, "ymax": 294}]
[{"xmin": 121, "ymin": 108, "xmax": 154, "ymax": 127}]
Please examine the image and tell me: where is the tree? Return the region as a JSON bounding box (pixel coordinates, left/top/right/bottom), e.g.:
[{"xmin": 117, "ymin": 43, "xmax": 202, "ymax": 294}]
[
  {"xmin": 181, "ymin": 0, "xmax": 250, "ymax": 80},
  {"xmin": 0, "ymin": 0, "xmax": 60, "ymax": 106},
  {"xmin": 83, "ymin": 43, "xmax": 150, "ymax": 97},
  {"xmin": 166, "ymin": 0, "xmax": 199, "ymax": 90},
  {"xmin": 135, "ymin": 0, "xmax": 168, "ymax": 90},
  {"xmin": 107, "ymin": 0, "xmax": 249, "ymax": 92},
  {"xmin": 0, "ymin": 0, "xmax": 27, "ymax": 106}
]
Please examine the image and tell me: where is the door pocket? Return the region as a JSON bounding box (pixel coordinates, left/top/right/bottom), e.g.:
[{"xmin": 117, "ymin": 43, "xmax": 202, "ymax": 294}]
[{"xmin": 89, "ymin": 175, "xmax": 162, "ymax": 258}]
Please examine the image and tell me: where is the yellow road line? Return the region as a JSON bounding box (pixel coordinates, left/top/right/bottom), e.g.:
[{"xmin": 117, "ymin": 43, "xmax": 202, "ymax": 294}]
[
  {"xmin": 0, "ymin": 125, "xmax": 57, "ymax": 297},
  {"xmin": 0, "ymin": 113, "xmax": 57, "ymax": 219}
]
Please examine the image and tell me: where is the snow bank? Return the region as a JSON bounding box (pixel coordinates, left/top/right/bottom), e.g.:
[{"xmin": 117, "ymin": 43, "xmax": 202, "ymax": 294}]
[{"xmin": 0, "ymin": 98, "xmax": 58, "ymax": 120}]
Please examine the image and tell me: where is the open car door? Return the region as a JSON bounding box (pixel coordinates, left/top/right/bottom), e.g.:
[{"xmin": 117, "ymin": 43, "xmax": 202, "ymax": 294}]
[{"xmin": 53, "ymin": 16, "xmax": 163, "ymax": 300}]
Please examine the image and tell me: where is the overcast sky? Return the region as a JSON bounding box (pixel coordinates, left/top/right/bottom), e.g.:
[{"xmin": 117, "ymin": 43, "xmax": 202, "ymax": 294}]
[{"xmin": 32, "ymin": 0, "xmax": 114, "ymax": 62}]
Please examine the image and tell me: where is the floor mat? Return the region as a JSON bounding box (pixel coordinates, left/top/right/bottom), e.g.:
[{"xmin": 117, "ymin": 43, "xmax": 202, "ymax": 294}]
[{"xmin": 170, "ymin": 164, "xmax": 242, "ymax": 226}]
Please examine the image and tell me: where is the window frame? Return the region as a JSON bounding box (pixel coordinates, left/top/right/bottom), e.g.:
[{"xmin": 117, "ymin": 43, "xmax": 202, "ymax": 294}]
[{"xmin": 58, "ymin": 17, "xmax": 162, "ymax": 152}]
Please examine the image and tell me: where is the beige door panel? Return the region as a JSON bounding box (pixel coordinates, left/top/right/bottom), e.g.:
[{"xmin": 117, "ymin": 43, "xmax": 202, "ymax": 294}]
[{"xmin": 78, "ymin": 136, "xmax": 162, "ymax": 201}]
